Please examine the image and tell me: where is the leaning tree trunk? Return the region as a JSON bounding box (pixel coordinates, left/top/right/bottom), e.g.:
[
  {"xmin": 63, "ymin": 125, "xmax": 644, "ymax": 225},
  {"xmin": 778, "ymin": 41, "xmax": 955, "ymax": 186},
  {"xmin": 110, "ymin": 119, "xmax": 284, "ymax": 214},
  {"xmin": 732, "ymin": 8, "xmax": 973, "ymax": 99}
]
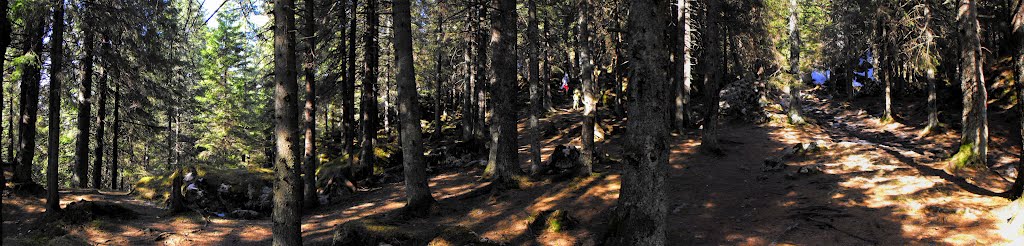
[
  {"xmin": 14, "ymin": 13, "xmax": 44, "ymax": 186},
  {"xmin": 93, "ymin": 49, "xmax": 108, "ymax": 189},
  {"xmin": 786, "ymin": 0, "xmax": 804, "ymax": 125},
  {"xmin": 483, "ymin": 0, "xmax": 523, "ymax": 189},
  {"xmin": 1005, "ymin": 0, "xmax": 1023, "ymax": 198},
  {"xmin": 302, "ymin": 0, "xmax": 318, "ymax": 209},
  {"xmin": 527, "ymin": 0, "xmax": 543, "ymax": 175},
  {"xmin": 47, "ymin": 0, "xmax": 65, "ymax": 214},
  {"xmin": 75, "ymin": 25, "xmax": 95, "ymax": 188},
  {"xmin": 358, "ymin": 0, "xmax": 381, "ymax": 182},
  {"xmin": 700, "ymin": 1, "xmax": 723, "ymax": 154},
  {"xmin": 603, "ymin": 0, "xmax": 669, "ymax": 244},
  {"xmin": 579, "ymin": 0, "xmax": 595, "ymax": 175},
  {"xmin": 343, "ymin": 0, "xmax": 357, "ymax": 169},
  {"xmin": 951, "ymin": 0, "xmax": 987, "ymax": 168},
  {"xmin": 394, "ymin": 0, "xmax": 436, "ymax": 216},
  {"xmin": 272, "ymin": 0, "xmax": 302, "ymax": 244}
]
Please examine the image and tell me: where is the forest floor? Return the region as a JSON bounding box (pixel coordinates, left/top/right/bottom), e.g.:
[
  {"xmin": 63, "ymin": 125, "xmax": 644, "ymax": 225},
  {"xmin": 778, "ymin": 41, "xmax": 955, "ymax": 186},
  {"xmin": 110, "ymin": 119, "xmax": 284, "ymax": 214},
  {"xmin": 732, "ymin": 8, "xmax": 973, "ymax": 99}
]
[{"xmin": 3, "ymin": 93, "xmax": 1023, "ymax": 245}]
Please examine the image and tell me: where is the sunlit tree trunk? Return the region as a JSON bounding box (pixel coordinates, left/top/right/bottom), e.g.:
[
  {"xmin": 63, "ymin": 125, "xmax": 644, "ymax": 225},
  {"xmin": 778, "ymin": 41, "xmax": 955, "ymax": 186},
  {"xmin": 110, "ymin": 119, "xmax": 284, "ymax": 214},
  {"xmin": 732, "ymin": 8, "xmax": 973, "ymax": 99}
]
[
  {"xmin": 14, "ymin": 12, "xmax": 44, "ymax": 186},
  {"xmin": 675, "ymin": 0, "xmax": 691, "ymax": 131},
  {"xmin": 951, "ymin": 0, "xmax": 987, "ymax": 168},
  {"xmin": 473, "ymin": 4, "xmax": 488, "ymax": 141},
  {"xmin": 701, "ymin": 0, "xmax": 723, "ymax": 153},
  {"xmin": 604, "ymin": 0, "xmax": 669, "ymax": 244},
  {"xmin": 47, "ymin": 0, "xmax": 65, "ymax": 214},
  {"xmin": 483, "ymin": 0, "xmax": 523, "ymax": 188},
  {"xmin": 0, "ymin": 0, "xmax": 9, "ymax": 191},
  {"xmin": 579, "ymin": 0, "xmax": 595, "ymax": 175},
  {"xmin": 527, "ymin": 0, "xmax": 543, "ymax": 174},
  {"xmin": 394, "ymin": 0, "xmax": 436, "ymax": 215},
  {"xmin": 786, "ymin": 0, "xmax": 803, "ymax": 125},
  {"xmin": 168, "ymin": 108, "xmax": 185, "ymax": 213},
  {"xmin": 93, "ymin": 43, "xmax": 109, "ymax": 189},
  {"xmin": 302, "ymin": 0, "xmax": 318, "ymax": 209},
  {"xmin": 75, "ymin": 23, "xmax": 95, "ymax": 188},
  {"xmin": 272, "ymin": 0, "xmax": 302, "ymax": 244}
]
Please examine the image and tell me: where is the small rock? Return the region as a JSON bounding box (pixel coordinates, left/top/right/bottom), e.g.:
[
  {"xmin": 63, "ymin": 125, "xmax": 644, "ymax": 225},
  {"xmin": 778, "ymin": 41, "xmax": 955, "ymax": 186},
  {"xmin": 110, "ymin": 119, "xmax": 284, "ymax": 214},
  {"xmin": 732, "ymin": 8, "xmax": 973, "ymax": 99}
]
[{"xmin": 229, "ymin": 209, "xmax": 261, "ymax": 219}]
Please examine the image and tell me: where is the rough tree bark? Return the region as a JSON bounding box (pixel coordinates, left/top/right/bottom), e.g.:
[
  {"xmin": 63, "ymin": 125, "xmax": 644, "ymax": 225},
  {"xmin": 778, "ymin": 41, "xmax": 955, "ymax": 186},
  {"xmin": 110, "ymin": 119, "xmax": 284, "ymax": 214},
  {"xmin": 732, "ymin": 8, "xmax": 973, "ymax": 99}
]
[
  {"xmin": 344, "ymin": 0, "xmax": 357, "ymax": 168},
  {"xmin": 1005, "ymin": 0, "xmax": 1023, "ymax": 198},
  {"xmin": 302, "ymin": 0, "xmax": 318, "ymax": 209},
  {"xmin": 950, "ymin": 0, "xmax": 988, "ymax": 168},
  {"xmin": 923, "ymin": 3, "xmax": 940, "ymax": 134},
  {"xmin": 14, "ymin": 12, "xmax": 44, "ymax": 186},
  {"xmin": 0, "ymin": 0, "xmax": 8, "ymax": 191},
  {"xmin": 604, "ymin": 0, "xmax": 669, "ymax": 244},
  {"xmin": 357, "ymin": 0, "xmax": 380, "ymax": 182},
  {"xmin": 47, "ymin": 0, "xmax": 65, "ymax": 214},
  {"xmin": 168, "ymin": 108, "xmax": 185, "ymax": 213},
  {"xmin": 111, "ymin": 87, "xmax": 120, "ymax": 190},
  {"xmin": 394, "ymin": 0, "xmax": 436, "ymax": 216},
  {"xmin": 483, "ymin": 0, "xmax": 523, "ymax": 188},
  {"xmin": 786, "ymin": 0, "xmax": 804, "ymax": 125},
  {"xmin": 433, "ymin": 10, "xmax": 445, "ymax": 139},
  {"xmin": 473, "ymin": 4, "xmax": 488, "ymax": 141},
  {"xmin": 700, "ymin": 0, "xmax": 723, "ymax": 153},
  {"xmin": 272, "ymin": 0, "xmax": 302, "ymax": 244},
  {"xmin": 527, "ymin": 0, "xmax": 543, "ymax": 175},
  {"xmin": 675, "ymin": 0, "xmax": 691, "ymax": 132},
  {"xmin": 93, "ymin": 42, "xmax": 109, "ymax": 189},
  {"xmin": 579, "ymin": 0, "xmax": 595, "ymax": 175},
  {"xmin": 75, "ymin": 17, "xmax": 94, "ymax": 188}
]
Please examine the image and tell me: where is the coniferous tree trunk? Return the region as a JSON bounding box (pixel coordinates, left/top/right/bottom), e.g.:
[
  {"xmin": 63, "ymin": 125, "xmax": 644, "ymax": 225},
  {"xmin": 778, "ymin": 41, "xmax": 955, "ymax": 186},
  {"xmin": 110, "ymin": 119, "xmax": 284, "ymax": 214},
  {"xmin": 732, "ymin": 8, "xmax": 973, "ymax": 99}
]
[
  {"xmin": 579, "ymin": 0, "xmax": 595, "ymax": 175},
  {"xmin": 0, "ymin": 0, "xmax": 8, "ymax": 190},
  {"xmin": 14, "ymin": 12, "xmax": 44, "ymax": 186},
  {"xmin": 168, "ymin": 108, "xmax": 185, "ymax": 213},
  {"xmin": 272, "ymin": 0, "xmax": 302, "ymax": 244},
  {"xmin": 47, "ymin": 0, "xmax": 65, "ymax": 214},
  {"xmin": 786, "ymin": 0, "xmax": 804, "ymax": 125},
  {"xmin": 302, "ymin": 0, "xmax": 318, "ymax": 209},
  {"xmin": 75, "ymin": 23, "xmax": 94, "ymax": 188},
  {"xmin": 675, "ymin": 0, "xmax": 691, "ymax": 131},
  {"xmin": 433, "ymin": 12, "xmax": 445, "ymax": 139},
  {"xmin": 473, "ymin": 4, "xmax": 488, "ymax": 141},
  {"xmin": 1005, "ymin": 0, "xmax": 1023, "ymax": 198},
  {"xmin": 483, "ymin": 0, "xmax": 523, "ymax": 188},
  {"xmin": 923, "ymin": 4, "xmax": 939, "ymax": 134},
  {"xmin": 604, "ymin": 0, "xmax": 669, "ymax": 244},
  {"xmin": 357, "ymin": 0, "xmax": 380, "ymax": 182},
  {"xmin": 111, "ymin": 87, "xmax": 120, "ymax": 190},
  {"xmin": 951, "ymin": 0, "xmax": 987, "ymax": 168},
  {"xmin": 394, "ymin": 0, "xmax": 436, "ymax": 215},
  {"xmin": 462, "ymin": 44, "xmax": 475, "ymax": 140},
  {"xmin": 93, "ymin": 46, "xmax": 108, "ymax": 189},
  {"xmin": 877, "ymin": 15, "xmax": 892, "ymax": 122},
  {"xmin": 527, "ymin": 0, "xmax": 543, "ymax": 174},
  {"xmin": 542, "ymin": 18, "xmax": 554, "ymax": 111},
  {"xmin": 344, "ymin": 0, "xmax": 357, "ymax": 168},
  {"xmin": 700, "ymin": 0, "xmax": 723, "ymax": 153}
]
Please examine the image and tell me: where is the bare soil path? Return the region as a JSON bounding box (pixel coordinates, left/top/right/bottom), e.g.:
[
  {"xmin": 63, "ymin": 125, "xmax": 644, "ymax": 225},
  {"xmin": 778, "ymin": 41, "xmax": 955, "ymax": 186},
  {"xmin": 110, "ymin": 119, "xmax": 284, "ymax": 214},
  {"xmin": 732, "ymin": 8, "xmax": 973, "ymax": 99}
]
[{"xmin": 3, "ymin": 98, "xmax": 1019, "ymax": 245}]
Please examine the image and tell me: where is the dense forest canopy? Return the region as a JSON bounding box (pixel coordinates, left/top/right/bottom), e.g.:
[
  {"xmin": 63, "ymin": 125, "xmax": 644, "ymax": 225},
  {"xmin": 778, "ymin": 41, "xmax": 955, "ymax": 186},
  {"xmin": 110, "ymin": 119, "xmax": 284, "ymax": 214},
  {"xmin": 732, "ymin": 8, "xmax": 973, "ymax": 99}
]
[{"xmin": 1, "ymin": 0, "xmax": 1023, "ymax": 245}]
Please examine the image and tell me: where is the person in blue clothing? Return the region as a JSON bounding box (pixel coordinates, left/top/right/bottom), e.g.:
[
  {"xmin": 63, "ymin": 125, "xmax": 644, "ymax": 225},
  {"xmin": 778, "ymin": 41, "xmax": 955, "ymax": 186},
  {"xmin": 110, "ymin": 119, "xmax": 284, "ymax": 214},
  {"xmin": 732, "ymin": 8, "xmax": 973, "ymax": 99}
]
[{"xmin": 561, "ymin": 73, "xmax": 569, "ymax": 93}]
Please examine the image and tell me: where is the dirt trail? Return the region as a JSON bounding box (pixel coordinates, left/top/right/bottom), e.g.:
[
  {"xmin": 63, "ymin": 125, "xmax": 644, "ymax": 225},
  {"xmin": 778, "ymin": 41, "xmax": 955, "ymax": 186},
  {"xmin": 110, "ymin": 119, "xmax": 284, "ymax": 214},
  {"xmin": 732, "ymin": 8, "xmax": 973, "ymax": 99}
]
[{"xmin": 3, "ymin": 99, "xmax": 1019, "ymax": 245}]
